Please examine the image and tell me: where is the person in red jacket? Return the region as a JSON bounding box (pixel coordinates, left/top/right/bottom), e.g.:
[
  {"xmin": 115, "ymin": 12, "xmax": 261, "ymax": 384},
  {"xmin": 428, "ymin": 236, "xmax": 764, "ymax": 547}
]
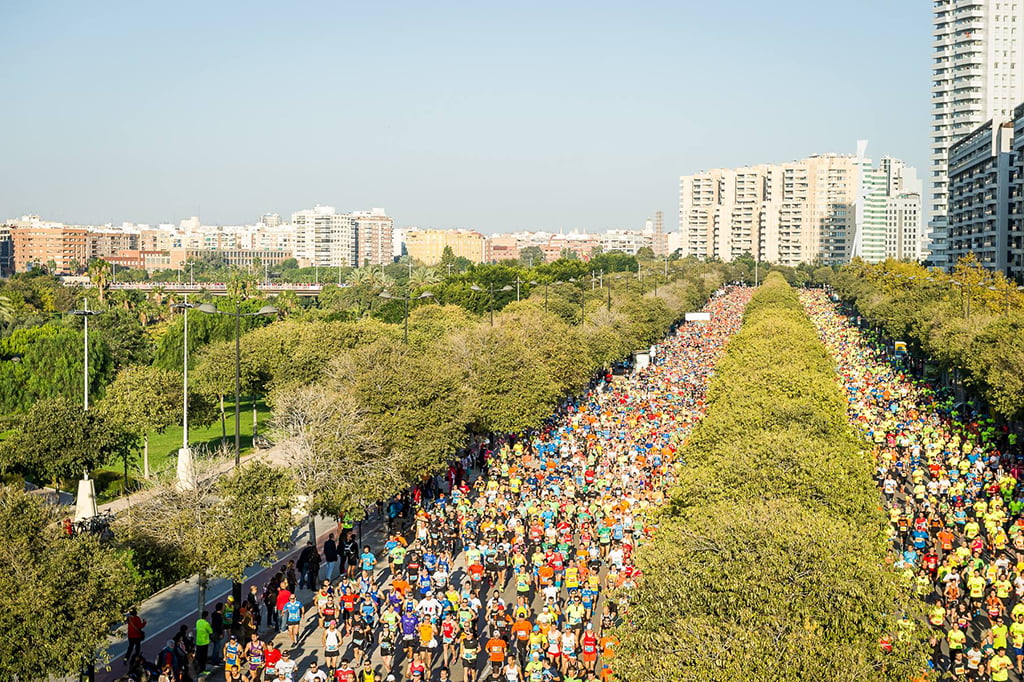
[
  {"xmin": 275, "ymin": 582, "xmax": 292, "ymax": 635},
  {"xmin": 124, "ymin": 607, "xmax": 146, "ymax": 664}
]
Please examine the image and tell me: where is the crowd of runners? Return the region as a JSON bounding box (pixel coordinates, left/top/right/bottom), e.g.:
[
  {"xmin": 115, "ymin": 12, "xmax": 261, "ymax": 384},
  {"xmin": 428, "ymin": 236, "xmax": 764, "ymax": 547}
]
[
  {"xmin": 124, "ymin": 287, "xmax": 753, "ymax": 682},
  {"xmin": 802, "ymin": 289, "xmax": 1024, "ymax": 682}
]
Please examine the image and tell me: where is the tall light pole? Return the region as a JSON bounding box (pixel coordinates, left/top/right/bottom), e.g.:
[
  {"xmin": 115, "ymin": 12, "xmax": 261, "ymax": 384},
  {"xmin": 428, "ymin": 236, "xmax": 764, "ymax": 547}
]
[
  {"xmin": 171, "ymin": 296, "xmax": 196, "ymax": 489},
  {"xmin": 197, "ymin": 302, "xmax": 278, "ymax": 466},
  {"xmin": 512, "ymin": 277, "xmax": 528, "ymax": 302},
  {"xmin": 470, "ymin": 284, "xmax": 513, "ymax": 326},
  {"xmin": 567, "ymin": 278, "xmax": 587, "ymax": 325},
  {"xmin": 69, "ymin": 299, "xmax": 101, "ymax": 410},
  {"xmin": 69, "ymin": 300, "xmax": 102, "ymax": 524},
  {"xmin": 380, "ymin": 290, "xmax": 434, "ymax": 343}
]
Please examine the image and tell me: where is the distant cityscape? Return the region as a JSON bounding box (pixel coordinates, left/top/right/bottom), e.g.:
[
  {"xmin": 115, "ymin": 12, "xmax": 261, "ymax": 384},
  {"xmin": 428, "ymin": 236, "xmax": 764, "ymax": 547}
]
[{"xmin": 0, "ymin": 207, "xmax": 678, "ymax": 276}]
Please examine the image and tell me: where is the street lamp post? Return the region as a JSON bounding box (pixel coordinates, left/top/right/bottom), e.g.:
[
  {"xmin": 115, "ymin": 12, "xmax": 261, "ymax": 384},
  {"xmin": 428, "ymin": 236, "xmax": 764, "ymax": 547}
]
[
  {"xmin": 197, "ymin": 302, "xmax": 278, "ymax": 466},
  {"xmin": 987, "ymin": 283, "xmax": 1024, "ymax": 315},
  {"xmin": 69, "ymin": 299, "xmax": 102, "ymax": 411},
  {"xmin": 69, "ymin": 300, "xmax": 102, "ymax": 523},
  {"xmin": 380, "ymin": 290, "xmax": 434, "ymax": 343},
  {"xmin": 512, "ymin": 277, "xmax": 528, "ymax": 302},
  {"xmin": 567, "ymin": 278, "xmax": 586, "ymax": 325},
  {"xmin": 470, "ymin": 284, "xmax": 513, "ymax": 326},
  {"xmin": 171, "ymin": 295, "xmax": 196, "ymax": 489}
]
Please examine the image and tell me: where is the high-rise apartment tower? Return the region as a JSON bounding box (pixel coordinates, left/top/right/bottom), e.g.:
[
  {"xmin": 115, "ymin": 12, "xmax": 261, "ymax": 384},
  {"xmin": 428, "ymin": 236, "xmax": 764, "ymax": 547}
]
[{"xmin": 929, "ymin": 0, "xmax": 1024, "ymax": 268}]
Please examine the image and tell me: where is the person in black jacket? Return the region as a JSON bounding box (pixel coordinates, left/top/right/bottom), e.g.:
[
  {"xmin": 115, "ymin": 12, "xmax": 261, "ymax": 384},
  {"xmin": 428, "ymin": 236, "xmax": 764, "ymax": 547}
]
[
  {"xmin": 342, "ymin": 532, "xmax": 359, "ymax": 580},
  {"xmin": 297, "ymin": 541, "xmax": 320, "ymax": 590},
  {"xmin": 323, "ymin": 533, "xmax": 339, "ymax": 581},
  {"xmin": 210, "ymin": 603, "xmax": 225, "ymax": 665}
]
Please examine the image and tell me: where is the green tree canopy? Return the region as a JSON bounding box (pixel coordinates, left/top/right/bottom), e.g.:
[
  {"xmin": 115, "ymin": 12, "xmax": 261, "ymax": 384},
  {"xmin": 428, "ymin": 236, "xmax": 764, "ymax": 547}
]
[
  {"xmin": 0, "ymin": 486, "xmax": 139, "ymax": 678},
  {"xmin": 0, "ymin": 396, "xmax": 135, "ymax": 484}
]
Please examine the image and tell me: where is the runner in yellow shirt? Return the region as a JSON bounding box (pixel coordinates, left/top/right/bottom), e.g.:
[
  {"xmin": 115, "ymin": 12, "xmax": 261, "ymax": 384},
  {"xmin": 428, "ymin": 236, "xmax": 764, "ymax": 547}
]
[{"xmin": 991, "ymin": 647, "xmax": 1013, "ymax": 682}]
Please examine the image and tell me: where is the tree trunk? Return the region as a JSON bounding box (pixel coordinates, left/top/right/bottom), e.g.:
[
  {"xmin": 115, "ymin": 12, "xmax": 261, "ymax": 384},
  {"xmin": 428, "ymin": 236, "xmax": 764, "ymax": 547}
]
[
  {"xmin": 252, "ymin": 398, "xmax": 258, "ymax": 437},
  {"xmin": 308, "ymin": 514, "xmax": 317, "ymax": 545},
  {"xmin": 143, "ymin": 433, "xmax": 150, "ymax": 479}
]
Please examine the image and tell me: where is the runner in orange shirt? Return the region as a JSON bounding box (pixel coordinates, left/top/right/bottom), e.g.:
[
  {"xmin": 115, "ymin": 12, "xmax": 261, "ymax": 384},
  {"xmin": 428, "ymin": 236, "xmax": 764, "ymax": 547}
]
[{"xmin": 486, "ymin": 631, "xmax": 508, "ymax": 678}]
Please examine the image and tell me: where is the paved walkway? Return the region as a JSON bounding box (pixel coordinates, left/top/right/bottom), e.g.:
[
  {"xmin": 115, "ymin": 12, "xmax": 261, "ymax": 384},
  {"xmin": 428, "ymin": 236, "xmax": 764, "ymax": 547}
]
[{"xmin": 97, "ymin": 513, "xmax": 344, "ymax": 681}]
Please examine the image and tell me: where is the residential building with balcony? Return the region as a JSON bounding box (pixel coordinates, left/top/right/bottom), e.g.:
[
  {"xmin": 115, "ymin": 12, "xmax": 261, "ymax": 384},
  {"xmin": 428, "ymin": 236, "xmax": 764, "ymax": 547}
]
[
  {"xmin": 929, "ymin": 0, "xmax": 1024, "ymax": 268},
  {"xmin": 947, "ymin": 118, "xmax": 1017, "ymax": 277}
]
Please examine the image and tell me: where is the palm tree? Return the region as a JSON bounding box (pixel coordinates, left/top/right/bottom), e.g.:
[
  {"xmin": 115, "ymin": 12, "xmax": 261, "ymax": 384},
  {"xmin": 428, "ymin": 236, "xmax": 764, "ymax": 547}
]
[
  {"xmin": 88, "ymin": 259, "xmax": 110, "ymax": 304},
  {"xmin": 0, "ymin": 295, "xmax": 15, "ymax": 328},
  {"xmin": 408, "ymin": 267, "xmax": 440, "ymax": 289},
  {"xmin": 346, "ymin": 268, "xmax": 374, "ymax": 287}
]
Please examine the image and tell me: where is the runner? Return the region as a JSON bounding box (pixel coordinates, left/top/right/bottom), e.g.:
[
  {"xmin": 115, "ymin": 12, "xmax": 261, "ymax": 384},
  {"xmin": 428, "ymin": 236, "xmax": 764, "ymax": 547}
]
[{"xmin": 802, "ymin": 289, "xmax": 1024, "ymax": 680}]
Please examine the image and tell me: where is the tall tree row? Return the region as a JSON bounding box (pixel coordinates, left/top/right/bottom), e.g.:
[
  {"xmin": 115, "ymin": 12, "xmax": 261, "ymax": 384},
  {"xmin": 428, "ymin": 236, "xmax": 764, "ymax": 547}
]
[
  {"xmin": 832, "ymin": 257, "xmax": 1024, "ymax": 421},
  {"xmin": 614, "ymin": 273, "xmax": 927, "ymax": 681}
]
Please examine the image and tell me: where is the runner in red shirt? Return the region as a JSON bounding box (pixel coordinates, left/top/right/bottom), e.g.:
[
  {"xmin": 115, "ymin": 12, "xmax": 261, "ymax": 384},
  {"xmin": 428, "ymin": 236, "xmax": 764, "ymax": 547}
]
[{"xmin": 581, "ymin": 624, "xmax": 599, "ymax": 673}]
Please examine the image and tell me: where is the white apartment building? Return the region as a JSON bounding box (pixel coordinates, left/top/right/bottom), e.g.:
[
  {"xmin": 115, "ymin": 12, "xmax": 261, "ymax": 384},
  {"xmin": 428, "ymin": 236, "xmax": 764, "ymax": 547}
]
[
  {"xmin": 879, "ymin": 157, "xmax": 924, "ymax": 262},
  {"xmin": 886, "ymin": 195, "xmax": 924, "ymax": 262},
  {"xmin": 291, "ymin": 205, "xmax": 356, "ymax": 268},
  {"xmin": 681, "ymin": 148, "xmax": 920, "ymax": 266},
  {"xmin": 599, "ymin": 230, "xmax": 653, "ymax": 254},
  {"xmin": 291, "ymin": 206, "xmax": 394, "ymax": 267},
  {"xmin": 929, "ymin": 0, "xmax": 1024, "ymax": 268}
]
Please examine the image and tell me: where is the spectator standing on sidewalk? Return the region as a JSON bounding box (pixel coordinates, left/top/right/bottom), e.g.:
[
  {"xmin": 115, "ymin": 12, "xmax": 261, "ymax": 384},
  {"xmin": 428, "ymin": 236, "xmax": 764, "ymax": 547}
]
[
  {"xmin": 195, "ymin": 610, "xmax": 213, "ymax": 670},
  {"xmin": 275, "ymin": 582, "xmax": 292, "ymax": 634},
  {"xmin": 323, "ymin": 533, "xmax": 339, "ymax": 581},
  {"xmin": 246, "ymin": 584, "xmax": 263, "ymax": 631},
  {"xmin": 124, "ymin": 607, "xmax": 147, "ymax": 665},
  {"xmin": 210, "ymin": 603, "xmax": 225, "ymax": 665},
  {"xmin": 299, "ymin": 541, "xmax": 322, "ymax": 590},
  {"xmin": 342, "ymin": 532, "xmax": 359, "ymax": 580},
  {"xmin": 263, "ymin": 573, "xmax": 282, "ymax": 631}
]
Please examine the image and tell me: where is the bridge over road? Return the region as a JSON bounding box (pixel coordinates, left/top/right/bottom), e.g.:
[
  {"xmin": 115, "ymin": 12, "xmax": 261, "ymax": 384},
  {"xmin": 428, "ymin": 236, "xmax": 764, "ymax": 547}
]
[{"xmin": 105, "ymin": 282, "xmax": 329, "ymax": 296}]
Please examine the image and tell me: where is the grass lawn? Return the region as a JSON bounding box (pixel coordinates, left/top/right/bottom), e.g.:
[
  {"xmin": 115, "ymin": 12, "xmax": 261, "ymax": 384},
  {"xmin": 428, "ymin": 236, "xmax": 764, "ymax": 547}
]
[{"xmin": 91, "ymin": 398, "xmax": 274, "ymax": 502}]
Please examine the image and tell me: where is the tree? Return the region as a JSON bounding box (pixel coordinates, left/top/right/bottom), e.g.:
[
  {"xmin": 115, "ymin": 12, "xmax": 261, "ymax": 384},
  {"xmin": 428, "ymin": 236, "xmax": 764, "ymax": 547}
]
[
  {"xmin": 329, "ymin": 339, "xmax": 473, "ymax": 482},
  {"xmin": 0, "ymin": 393, "xmax": 134, "ymax": 483},
  {"xmin": 93, "ymin": 304, "xmax": 154, "ymax": 367},
  {"xmin": 0, "ymin": 322, "xmax": 115, "ymax": 414},
  {"xmin": 519, "ymin": 246, "xmax": 545, "ymax": 268},
  {"xmin": 0, "ymin": 486, "xmax": 139, "ymax": 678},
  {"xmin": 450, "ymin": 322, "xmax": 564, "ymax": 434},
  {"xmin": 408, "ymin": 266, "xmax": 440, "ymax": 289},
  {"xmin": 635, "ymin": 246, "xmax": 655, "ymax": 259},
  {"xmin": 273, "ymin": 383, "xmax": 402, "ymax": 539},
  {"xmin": 88, "ymin": 258, "xmax": 110, "ymax": 304},
  {"xmin": 100, "ymin": 365, "xmax": 185, "ymax": 478},
  {"xmin": 0, "ymin": 396, "xmax": 136, "ymax": 484},
  {"xmin": 0, "ymin": 294, "xmax": 15, "ymax": 328},
  {"xmin": 192, "ymin": 340, "xmax": 260, "ymax": 448},
  {"xmin": 119, "ymin": 460, "xmax": 296, "ymax": 612},
  {"xmin": 439, "ymin": 245, "xmax": 459, "ymax": 273},
  {"xmin": 616, "ymin": 274, "xmax": 928, "ymax": 679}
]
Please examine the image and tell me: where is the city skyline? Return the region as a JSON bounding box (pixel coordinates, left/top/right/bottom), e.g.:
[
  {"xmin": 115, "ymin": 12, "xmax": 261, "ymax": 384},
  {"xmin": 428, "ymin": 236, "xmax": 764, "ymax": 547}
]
[{"xmin": 0, "ymin": 1, "xmax": 929, "ymax": 233}]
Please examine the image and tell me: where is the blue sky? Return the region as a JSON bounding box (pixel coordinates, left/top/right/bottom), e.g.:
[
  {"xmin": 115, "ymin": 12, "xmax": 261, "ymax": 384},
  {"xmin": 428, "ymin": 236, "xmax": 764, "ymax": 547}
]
[{"xmin": 0, "ymin": 1, "xmax": 930, "ymax": 233}]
